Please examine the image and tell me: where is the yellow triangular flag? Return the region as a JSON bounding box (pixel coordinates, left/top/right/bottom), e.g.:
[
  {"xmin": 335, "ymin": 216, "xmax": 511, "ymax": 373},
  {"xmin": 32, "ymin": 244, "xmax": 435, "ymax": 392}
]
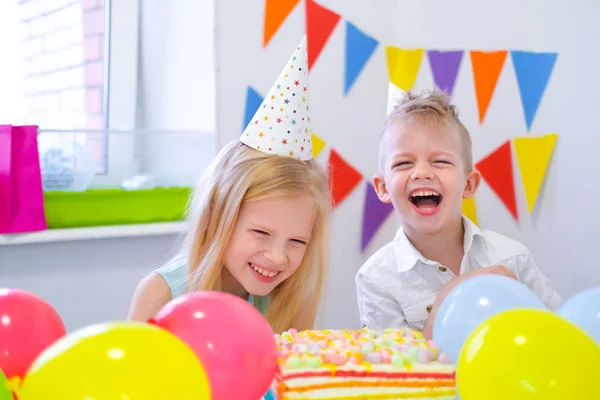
[
  {"xmin": 385, "ymin": 47, "xmax": 424, "ymax": 91},
  {"xmin": 462, "ymin": 197, "xmax": 478, "ymax": 225},
  {"xmin": 513, "ymin": 133, "xmax": 558, "ymax": 214},
  {"xmin": 312, "ymin": 133, "xmax": 326, "ymax": 158}
]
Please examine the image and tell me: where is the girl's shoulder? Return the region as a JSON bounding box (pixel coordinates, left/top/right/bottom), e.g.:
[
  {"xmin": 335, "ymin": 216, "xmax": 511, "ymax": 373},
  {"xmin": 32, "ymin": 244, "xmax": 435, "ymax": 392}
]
[
  {"xmin": 154, "ymin": 260, "xmax": 271, "ymax": 316},
  {"xmin": 154, "ymin": 259, "xmax": 188, "ymax": 299}
]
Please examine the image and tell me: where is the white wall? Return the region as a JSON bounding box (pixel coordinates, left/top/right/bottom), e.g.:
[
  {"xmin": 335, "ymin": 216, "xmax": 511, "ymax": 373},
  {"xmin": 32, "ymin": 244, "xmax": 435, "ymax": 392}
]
[
  {"xmin": 215, "ymin": 0, "xmax": 600, "ymax": 330},
  {"xmin": 137, "ymin": 0, "xmax": 216, "ymax": 132},
  {"xmin": 0, "ymin": 234, "xmax": 180, "ymax": 332},
  {"xmin": 136, "ymin": 0, "xmax": 217, "ymax": 186}
]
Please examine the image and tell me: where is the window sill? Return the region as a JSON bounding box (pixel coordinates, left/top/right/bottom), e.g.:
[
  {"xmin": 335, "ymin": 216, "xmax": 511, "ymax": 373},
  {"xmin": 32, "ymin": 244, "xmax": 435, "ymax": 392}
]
[{"xmin": 0, "ymin": 222, "xmax": 188, "ymax": 245}]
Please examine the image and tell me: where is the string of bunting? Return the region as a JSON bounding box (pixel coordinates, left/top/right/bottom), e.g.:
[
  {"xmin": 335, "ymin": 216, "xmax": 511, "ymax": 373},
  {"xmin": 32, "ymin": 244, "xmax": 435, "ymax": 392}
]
[{"xmin": 257, "ymin": 0, "xmax": 559, "ymax": 252}]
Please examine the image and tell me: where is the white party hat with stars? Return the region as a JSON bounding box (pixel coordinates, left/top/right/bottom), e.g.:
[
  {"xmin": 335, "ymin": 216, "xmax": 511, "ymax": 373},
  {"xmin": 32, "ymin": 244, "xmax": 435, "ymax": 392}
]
[
  {"xmin": 240, "ymin": 36, "xmax": 313, "ymax": 161},
  {"xmin": 387, "ymin": 81, "xmax": 407, "ymax": 116}
]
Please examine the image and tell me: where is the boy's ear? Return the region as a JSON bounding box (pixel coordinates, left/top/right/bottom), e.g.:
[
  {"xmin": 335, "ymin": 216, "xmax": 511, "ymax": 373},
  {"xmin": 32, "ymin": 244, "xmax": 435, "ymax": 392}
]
[
  {"xmin": 373, "ymin": 175, "xmax": 392, "ymax": 203},
  {"xmin": 463, "ymin": 168, "xmax": 481, "ymax": 199}
]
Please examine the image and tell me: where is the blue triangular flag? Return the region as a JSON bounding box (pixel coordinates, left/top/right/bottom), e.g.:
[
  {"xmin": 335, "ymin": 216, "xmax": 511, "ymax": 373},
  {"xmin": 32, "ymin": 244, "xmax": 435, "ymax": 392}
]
[
  {"xmin": 511, "ymin": 51, "xmax": 558, "ymax": 131},
  {"xmin": 243, "ymin": 86, "xmax": 264, "ymax": 131},
  {"xmin": 344, "ymin": 21, "xmax": 379, "ymax": 95}
]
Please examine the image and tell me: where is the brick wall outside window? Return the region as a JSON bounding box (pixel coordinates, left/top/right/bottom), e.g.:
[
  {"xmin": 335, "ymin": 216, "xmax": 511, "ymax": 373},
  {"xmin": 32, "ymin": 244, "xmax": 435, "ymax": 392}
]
[{"xmin": 18, "ymin": 0, "xmax": 106, "ymax": 131}]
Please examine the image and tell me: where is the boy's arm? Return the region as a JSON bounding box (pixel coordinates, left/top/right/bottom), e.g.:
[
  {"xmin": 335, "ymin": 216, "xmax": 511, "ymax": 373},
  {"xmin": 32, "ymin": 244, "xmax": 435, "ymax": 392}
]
[
  {"xmin": 356, "ymin": 272, "xmax": 407, "ymax": 331},
  {"xmin": 517, "ymin": 251, "xmax": 562, "ymax": 310}
]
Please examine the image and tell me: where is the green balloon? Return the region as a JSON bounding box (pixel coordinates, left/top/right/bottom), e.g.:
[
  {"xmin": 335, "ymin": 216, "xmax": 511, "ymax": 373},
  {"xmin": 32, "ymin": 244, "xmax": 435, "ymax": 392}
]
[{"xmin": 0, "ymin": 370, "xmax": 13, "ymax": 400}]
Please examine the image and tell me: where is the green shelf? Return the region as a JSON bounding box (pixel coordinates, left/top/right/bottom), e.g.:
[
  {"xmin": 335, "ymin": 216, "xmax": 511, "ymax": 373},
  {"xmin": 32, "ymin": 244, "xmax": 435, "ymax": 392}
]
[{"xmin": 43, "ymin": 187, "xmax": 192, "ymax": 229}]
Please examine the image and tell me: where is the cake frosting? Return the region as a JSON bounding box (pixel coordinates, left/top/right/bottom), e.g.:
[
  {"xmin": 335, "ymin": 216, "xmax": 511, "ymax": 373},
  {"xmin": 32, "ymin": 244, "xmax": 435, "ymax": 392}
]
[{"xmin": 272, "ymin": 328, "xmax": 456, "ymax": 400}]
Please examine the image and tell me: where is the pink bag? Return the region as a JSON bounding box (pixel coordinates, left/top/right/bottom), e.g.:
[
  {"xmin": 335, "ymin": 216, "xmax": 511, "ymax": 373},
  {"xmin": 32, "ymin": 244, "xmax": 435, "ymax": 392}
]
[{"xmin": 0, "ymin": 125, "xmax": 47, "ymax": 233}]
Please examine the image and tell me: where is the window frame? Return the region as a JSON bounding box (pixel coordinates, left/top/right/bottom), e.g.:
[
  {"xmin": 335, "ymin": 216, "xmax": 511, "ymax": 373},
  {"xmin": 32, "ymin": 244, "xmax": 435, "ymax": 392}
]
[{"xmin": 92, "ymin": 0, "xmax": 140, "ymax": 185}]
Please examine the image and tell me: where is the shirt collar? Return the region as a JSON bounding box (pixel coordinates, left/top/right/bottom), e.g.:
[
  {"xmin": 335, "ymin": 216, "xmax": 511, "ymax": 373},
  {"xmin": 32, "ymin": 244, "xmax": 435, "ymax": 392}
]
[{"xmin": 392, "ymin": 216, "xmax": 484, "ymax": 273}]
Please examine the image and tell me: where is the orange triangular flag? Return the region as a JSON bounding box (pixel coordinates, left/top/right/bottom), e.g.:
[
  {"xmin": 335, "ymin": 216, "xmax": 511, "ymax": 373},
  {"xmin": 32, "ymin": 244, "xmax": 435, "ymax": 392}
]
[
  {"xmin": 305, "ymin": 0, "xmax": 341, "ymax": 70},
  {"xmin": 513, "ymin": 133, "xmax": 557, "ymax": 214},
  {"xmin": 328, "ymin": 149, "xmax": 363, "ymax": 207},
  {"xmin": 470, "ymin": 50, "xmax": 508, "ymax": 124},
  {"xmin": 263, "ymin": 0, "xmax": 301, "ymax": 47},
  {"xmin": 462, "ymin": 197, "xmax": 478, "ymax": 225}
]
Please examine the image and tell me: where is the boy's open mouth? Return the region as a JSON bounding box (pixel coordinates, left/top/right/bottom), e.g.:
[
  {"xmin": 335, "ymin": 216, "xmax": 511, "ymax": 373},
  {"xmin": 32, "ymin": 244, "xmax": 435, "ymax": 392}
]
[{"xmin": 409, "ymin": 189, "xmax": 443, "ymax": 209}]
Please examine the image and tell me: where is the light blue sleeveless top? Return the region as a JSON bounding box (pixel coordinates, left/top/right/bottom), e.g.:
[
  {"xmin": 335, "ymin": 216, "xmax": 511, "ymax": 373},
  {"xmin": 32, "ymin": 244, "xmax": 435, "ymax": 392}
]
[{"xmin": 154, "ymin": 261, "xmax": 269, "ymax": 314}]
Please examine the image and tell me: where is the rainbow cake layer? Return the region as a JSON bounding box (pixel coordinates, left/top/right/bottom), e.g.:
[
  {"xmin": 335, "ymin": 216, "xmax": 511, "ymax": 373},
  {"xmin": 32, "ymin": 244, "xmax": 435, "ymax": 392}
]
[{"xmin": 272, "ymin": 328, "xmax": 456, "ymax": 400}]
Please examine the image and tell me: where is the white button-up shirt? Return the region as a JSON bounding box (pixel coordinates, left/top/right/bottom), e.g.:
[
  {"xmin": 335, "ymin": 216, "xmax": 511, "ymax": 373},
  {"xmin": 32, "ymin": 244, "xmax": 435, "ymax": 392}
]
[{"xmin": 355, "ymin": 217, "xmax": 561, "ymax": 332}]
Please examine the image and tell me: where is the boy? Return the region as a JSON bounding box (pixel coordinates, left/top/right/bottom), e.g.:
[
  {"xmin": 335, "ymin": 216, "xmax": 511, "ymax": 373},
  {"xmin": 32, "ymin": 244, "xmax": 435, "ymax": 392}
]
[{"xmin": 355, "ymin": 89, "xmax": 561, "ymax": 339}]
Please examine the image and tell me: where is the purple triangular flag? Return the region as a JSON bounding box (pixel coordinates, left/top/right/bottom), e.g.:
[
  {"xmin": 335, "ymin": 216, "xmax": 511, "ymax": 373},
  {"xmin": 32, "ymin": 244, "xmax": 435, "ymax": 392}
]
[
  {"xmin": 361, "ymin": 182, "xmax": 394, "ymax": 252},
  {"xmin": 427, "ymin": 50, "xmax": 464, "ymax": 96}
]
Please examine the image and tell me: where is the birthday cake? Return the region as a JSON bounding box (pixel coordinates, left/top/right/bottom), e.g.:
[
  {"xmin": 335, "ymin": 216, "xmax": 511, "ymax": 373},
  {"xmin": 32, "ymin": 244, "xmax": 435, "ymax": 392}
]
[{"xmin": 272, "ymin": 328, "xmax": 456, "ymax": 399}]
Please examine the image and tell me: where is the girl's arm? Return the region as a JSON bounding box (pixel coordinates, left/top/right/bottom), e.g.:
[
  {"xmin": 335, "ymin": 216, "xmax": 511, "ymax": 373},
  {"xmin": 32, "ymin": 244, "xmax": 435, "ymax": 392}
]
[{"xmin": 127, "ymin": 273, "xmax": 173, "ymax": 321}]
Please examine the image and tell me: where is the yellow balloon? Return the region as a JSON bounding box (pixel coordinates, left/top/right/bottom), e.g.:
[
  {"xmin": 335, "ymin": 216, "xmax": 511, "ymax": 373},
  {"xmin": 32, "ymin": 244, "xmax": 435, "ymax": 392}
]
[
  {"xmin": 18, "ymin": 321, "xmax": 210, "ymax": 400},
  {"xmin": 457, "ymin": 309, "xmax": 600, "ymax": 399}
]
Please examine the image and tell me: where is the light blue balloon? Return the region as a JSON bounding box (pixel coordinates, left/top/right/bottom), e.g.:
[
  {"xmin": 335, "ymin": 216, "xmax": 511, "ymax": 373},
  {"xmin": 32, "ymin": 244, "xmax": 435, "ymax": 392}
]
[
  {"xmin": 557, "ymin": 287, "xmax": 600, "ymax": 346},
  {"xmin": 432, "ymin": 274, "xmax": 546, "ymax": 363},
  {"xmin": 263, "ymin": 388, "xmax": 277, "ymax": 400}
]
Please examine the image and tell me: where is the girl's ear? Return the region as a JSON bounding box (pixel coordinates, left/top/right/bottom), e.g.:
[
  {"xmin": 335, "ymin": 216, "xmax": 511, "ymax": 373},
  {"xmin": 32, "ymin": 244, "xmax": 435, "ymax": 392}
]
[
  {"xmin": 373, "ymin": 175, "xmax": 392, "ymax": 203},
  {"xmin": 463, "ymin": 168, "xmax": 481, "ymax": 199}
]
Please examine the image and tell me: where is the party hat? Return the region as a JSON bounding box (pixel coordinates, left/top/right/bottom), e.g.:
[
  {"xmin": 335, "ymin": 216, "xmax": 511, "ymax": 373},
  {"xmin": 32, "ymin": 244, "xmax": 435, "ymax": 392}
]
[
  {"xmin": 386, "ymin": 81, "xmax": 407, "ymax": 116},
  {"xmin": 240, "ymin": 36, "xmax": 313, "ymax": 160}
]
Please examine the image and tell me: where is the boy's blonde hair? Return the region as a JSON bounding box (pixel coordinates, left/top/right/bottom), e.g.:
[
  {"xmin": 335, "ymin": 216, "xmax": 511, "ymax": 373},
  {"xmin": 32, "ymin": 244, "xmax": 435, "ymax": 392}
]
[
  {"xmin": 177, "ymin": 140, "xmax": 330, "ymax": 333},
  {"xmin": 382, "ymin": 89, "xmax": 473, "ymax": 172}
]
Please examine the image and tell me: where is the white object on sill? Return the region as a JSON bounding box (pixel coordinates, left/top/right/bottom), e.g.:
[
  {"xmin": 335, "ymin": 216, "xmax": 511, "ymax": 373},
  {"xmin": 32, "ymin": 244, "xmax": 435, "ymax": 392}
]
[
  {"xmin": 0, "ymin": 222, "xmax": 188, "ymax": 245},
  {"xmin": 121, "ymin": 174, "xmax": 159, "ymax": 190},
  {"xmin": 38, "ymin": 137, "xmax": 96, "ymax": 192}
]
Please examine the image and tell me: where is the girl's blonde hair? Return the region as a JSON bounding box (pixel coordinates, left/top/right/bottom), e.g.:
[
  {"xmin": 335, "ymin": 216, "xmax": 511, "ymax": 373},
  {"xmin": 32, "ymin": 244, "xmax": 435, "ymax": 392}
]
[{"xmin": 176, "ymin": 140, "xmax": 331, "ymax": 333}]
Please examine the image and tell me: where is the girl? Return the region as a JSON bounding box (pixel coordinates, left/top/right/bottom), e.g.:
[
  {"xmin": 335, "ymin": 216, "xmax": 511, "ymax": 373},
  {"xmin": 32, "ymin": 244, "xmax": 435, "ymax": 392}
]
[{"xmin": 127, "ymin": 37, "xmax": 331, "ymax": 333}]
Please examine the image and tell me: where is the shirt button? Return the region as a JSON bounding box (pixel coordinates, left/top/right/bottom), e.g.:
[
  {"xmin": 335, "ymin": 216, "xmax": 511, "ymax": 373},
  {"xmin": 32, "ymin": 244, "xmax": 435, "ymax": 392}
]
[
  {"xmin": 426, "ymin": 304, "xmax": 433, "ymax": 313},
  {"xmin": 438, "ymin": 266, "xmax": 447, "ymax": 272}
]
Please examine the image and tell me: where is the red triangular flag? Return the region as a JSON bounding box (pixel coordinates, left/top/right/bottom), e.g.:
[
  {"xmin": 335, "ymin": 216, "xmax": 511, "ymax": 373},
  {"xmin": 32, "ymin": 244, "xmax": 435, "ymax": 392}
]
[
  {"xmin": 305, "ymin": 0, "xmax": 341, "ymax": 70},
  {"xmin": 475, "ymin": 140, "xmax": 518, "ymax": 220},
  {"xmin": 263, "ymin": 0, "xmax": 301, "ymax": 47},
  {"xmin": 328, "ymin": 149, "xmax": 363, "ymax": 207}
]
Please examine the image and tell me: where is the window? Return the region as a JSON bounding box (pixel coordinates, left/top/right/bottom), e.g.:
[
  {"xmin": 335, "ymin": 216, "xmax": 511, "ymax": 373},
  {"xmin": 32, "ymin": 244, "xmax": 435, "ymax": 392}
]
[
  {"xmin": 1, "ymin": 0, "xmax": 215, "ymax": 189},
  {"xmin": 0, "ymin": 0, "xmax": 142, "ymax": 180}
]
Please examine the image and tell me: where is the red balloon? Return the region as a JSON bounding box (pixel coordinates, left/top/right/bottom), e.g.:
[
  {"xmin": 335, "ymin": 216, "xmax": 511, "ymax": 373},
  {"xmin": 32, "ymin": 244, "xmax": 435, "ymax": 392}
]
[
  {"xmin": 150, "ymin": 292, "xmax": 278, "ymax": 400},
  {"xmin": 0, "ymin": 289, "xmax": 67, "ymax": 378}
]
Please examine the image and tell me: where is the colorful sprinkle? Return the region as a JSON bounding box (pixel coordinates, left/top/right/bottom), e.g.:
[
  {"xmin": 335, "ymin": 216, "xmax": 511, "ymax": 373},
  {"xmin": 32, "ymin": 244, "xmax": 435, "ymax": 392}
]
[{"xmin": 275, "ymin": 328, "xmax": 453, "ymax": 370}]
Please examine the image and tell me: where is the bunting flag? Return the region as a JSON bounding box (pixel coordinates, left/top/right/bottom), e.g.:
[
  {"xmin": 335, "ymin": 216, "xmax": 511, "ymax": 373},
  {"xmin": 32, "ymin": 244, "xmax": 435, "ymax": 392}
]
[
  {"xmin": 475, "ymin": 140, "xmax": 518, "ymax": 220},
  {"xmin": 513, "ymin": 133, "xmax": 557, "ymax": 214},
  {"xmin": 344, "ymin": 21, "xmax": 379, "ymax": 95},
  {"xmin": 305, "ymin": 0, "xmax": 341, "ymax": 70},
  {"xmin": 263, "ymin": 0, "xmax": 301, "ymax": 47},
  {"xmin": 461, "ymin": 197, "xmax": 478, "ymax": 225},
  {"xmin": 328, "ymin": 149, "xmax": 363, "ymax": 207},
  {"xmin": 243, "ymin": 86, "xmax": 264, "ymax": 132},
  {"xmin": 470, "ymin": 50, "xmax": 508, "ymax": 124},
  {"xmin": 386, "ymin": 47, "xmax": 424, "ymax": 91},
  {"xmin": 312, "ymin": 133, "xmax": 326, "ymax": 158},
  {"xmin": 361, "ymin": 182, "xmax": 395, "ymax": 252},
  {"xmin": 511, "ymin": 51, "xmax": 558, "ymax": 131},
  {"xmin": 427, "ymin": 50, "xmax": 464, "ymax": 96}
]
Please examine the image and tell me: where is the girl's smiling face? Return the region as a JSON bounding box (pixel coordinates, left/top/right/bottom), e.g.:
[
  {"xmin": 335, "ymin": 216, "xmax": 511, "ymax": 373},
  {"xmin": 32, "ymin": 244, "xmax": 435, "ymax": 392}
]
[{"xmin": 222, "ymin": 195, "xmax": 316, "ymax": 297}]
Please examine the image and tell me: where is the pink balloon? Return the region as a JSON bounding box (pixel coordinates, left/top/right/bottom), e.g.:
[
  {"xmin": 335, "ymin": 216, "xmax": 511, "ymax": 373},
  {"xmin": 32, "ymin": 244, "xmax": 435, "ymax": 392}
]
[
  {"xmin": 0, "ymin": 288, "xmax": 67, "ymax": 378},
  {"xmin": 150, "ymin": 292, "xmax": 278, "ymax": 400}
]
